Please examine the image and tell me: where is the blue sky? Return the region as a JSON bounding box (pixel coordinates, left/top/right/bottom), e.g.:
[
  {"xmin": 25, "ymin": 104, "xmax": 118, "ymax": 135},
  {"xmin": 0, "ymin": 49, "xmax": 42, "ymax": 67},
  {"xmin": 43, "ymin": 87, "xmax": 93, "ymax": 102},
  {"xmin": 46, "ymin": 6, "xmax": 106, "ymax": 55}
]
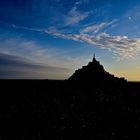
[{"xmin": 1, "ymin": 0, "xmax": 140, "ymax": 80}]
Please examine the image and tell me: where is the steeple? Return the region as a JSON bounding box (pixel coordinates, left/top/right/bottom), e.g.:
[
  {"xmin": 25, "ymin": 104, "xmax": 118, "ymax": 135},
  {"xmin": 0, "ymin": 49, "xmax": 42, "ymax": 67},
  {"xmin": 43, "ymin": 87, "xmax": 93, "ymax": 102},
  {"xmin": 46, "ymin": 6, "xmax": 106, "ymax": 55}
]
[{"xmin": 92, "ymin": 53, "xmax": 96, "ymax": 62}]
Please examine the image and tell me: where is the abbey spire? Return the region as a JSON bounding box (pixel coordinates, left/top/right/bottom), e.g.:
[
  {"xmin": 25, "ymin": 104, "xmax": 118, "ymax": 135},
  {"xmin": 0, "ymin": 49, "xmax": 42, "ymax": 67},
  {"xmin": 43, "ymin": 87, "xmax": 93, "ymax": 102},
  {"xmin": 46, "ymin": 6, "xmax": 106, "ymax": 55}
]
[{"xmin": 92, "ymin": 53, "xmax": 96, "ymax": 62}]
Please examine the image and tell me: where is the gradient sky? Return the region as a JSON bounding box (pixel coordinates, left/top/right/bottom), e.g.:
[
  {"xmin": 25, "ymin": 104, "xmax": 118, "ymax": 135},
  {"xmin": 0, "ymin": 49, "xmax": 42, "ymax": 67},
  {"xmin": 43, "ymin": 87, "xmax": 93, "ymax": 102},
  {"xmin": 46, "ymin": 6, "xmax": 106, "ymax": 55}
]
[{"xmin": 1, "ymin": 0, "xmax": 140, "ymax": 80}]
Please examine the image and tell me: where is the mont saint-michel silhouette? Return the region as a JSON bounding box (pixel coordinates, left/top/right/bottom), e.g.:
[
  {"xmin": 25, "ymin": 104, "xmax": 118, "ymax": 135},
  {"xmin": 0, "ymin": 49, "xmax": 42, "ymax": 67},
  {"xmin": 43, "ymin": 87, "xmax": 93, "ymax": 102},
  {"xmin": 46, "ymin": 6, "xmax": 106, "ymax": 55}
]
[
  {"xmin": 68, "ymin": 54, "xmax": 126, "ymax": 91},
  {"xmin": 1, "ymin": 55, "xmax": 140, "ymax": 140}
]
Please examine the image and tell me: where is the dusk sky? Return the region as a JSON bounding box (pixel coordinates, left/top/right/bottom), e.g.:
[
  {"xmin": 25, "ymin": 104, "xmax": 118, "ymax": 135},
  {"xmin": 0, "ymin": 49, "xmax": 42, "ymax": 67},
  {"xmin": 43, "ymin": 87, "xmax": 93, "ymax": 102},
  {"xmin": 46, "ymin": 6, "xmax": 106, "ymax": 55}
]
[{"xmin": 1, "ymin": 0, "xmax": 140, "ymax": 80}]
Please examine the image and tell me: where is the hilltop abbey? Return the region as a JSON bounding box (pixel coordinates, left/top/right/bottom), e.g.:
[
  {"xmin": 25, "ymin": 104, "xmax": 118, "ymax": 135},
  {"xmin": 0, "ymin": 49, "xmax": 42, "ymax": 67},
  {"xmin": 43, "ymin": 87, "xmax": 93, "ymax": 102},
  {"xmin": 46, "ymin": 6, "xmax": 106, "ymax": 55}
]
[{"xmin": 68, "ymin": 54, "xmax": 126, "ymax": 88}]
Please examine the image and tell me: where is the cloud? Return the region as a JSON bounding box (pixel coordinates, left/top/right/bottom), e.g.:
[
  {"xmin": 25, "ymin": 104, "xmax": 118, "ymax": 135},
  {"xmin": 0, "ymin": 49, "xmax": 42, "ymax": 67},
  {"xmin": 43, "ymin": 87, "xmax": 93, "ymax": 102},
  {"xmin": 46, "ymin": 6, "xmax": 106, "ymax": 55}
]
[
  {"xmin": 0, "ymin": 53, "xmax": 70, "ymax": 79},
  {"xmin": 0, "ymin": 38, "xmax": 73, "ymax": 79},
  {"xmin": 10, "ymin": 20, "xmax": 140, "ymax": 60},
  {"xmin": 64, "ymin": 6, "xmax": 89, "ymax": 26},
  {"xmin": 80, "ymin": 22, "xmax": 108, "ymax": 34},
  {"xmin": 75, "ymin": 0, "xmax": 90, "ymax": 5},
  {"xmin": 80, "ymin": 20, "xmax": 118, "ymax": 34},
  {"xmin": 50, "ymin": 32, "xmax": 140, "ymax": 59},
  {"xmin": 0, "ymin": 38, "xmax": 49, "ymax": 63},
  {"xmin": 0, "ymin": 37, "xmax": 91, "ymax": 79},
  {"xmin": 45, "ymin": 21, "xmax": 140, "ymax": 60}
]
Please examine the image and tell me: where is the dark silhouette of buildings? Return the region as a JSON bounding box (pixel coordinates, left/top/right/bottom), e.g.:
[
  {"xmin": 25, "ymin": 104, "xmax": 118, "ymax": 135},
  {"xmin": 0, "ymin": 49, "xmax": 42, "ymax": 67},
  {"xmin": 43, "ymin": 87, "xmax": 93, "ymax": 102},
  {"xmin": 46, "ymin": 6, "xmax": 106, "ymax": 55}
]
[{"xmin": 68, "ymin": 54, "xmax": 127, "ymax": 89}]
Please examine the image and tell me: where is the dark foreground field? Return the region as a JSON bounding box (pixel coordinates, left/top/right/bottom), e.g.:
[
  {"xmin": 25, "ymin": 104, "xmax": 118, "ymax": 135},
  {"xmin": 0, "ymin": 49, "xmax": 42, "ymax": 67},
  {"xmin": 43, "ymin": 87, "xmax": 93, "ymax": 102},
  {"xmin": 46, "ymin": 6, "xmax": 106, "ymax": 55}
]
[{"xmin": 0, "ymin": 80, "xmax": 140, "ymax": 139}]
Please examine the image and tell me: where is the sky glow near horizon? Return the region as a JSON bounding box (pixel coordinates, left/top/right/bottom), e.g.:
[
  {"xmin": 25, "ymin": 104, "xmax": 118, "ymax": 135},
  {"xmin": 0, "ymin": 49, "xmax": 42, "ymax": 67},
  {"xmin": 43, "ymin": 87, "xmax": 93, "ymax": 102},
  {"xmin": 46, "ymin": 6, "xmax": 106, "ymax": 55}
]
[{"xmin": 0, "ymin": 0, "xmax": 140, "ymax": 80}]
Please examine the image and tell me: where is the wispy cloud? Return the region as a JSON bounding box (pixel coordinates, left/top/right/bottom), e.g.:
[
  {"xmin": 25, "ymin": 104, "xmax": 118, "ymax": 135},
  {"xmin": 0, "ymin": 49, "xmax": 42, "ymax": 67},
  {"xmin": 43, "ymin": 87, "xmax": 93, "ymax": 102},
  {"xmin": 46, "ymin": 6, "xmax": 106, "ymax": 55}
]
[
  {"xmin": 45, "ymin": 21, "xmax": 140, "ymax": 60},
  {"xmin": 80, "ymin": 20, "xmax": 118, "ymax": 34},
  {"xmin": 64, "ymin": 6, "xmax": 89, "ymax": 26},
  {"xmin": 0, "ymin": 38, "xmax": 73, "ymax": 74},
  {"xmin": 10, "ymin": 20, "xmax": 140, "ymax": 60},
  {"xmin": 0, "ymin": 53, "xmax": 70, "ymax": 79},
  {"xmin": 75, "ymin": 0, "xmax": 90, "ymax": 5},
  {"xmin": 50, "ymin": 33, "xmax": 140, "ymax": 60},
  {"xmin": 80, "ymin": 22, "xmax": 108, "ymax": 34},
  {"xmin": 0, "ymin": 37, "xmax": 90, "ymax": 78},
  {"xmin": 0, "ymin": 38, "xmax": 52, "ymax": 64}
]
